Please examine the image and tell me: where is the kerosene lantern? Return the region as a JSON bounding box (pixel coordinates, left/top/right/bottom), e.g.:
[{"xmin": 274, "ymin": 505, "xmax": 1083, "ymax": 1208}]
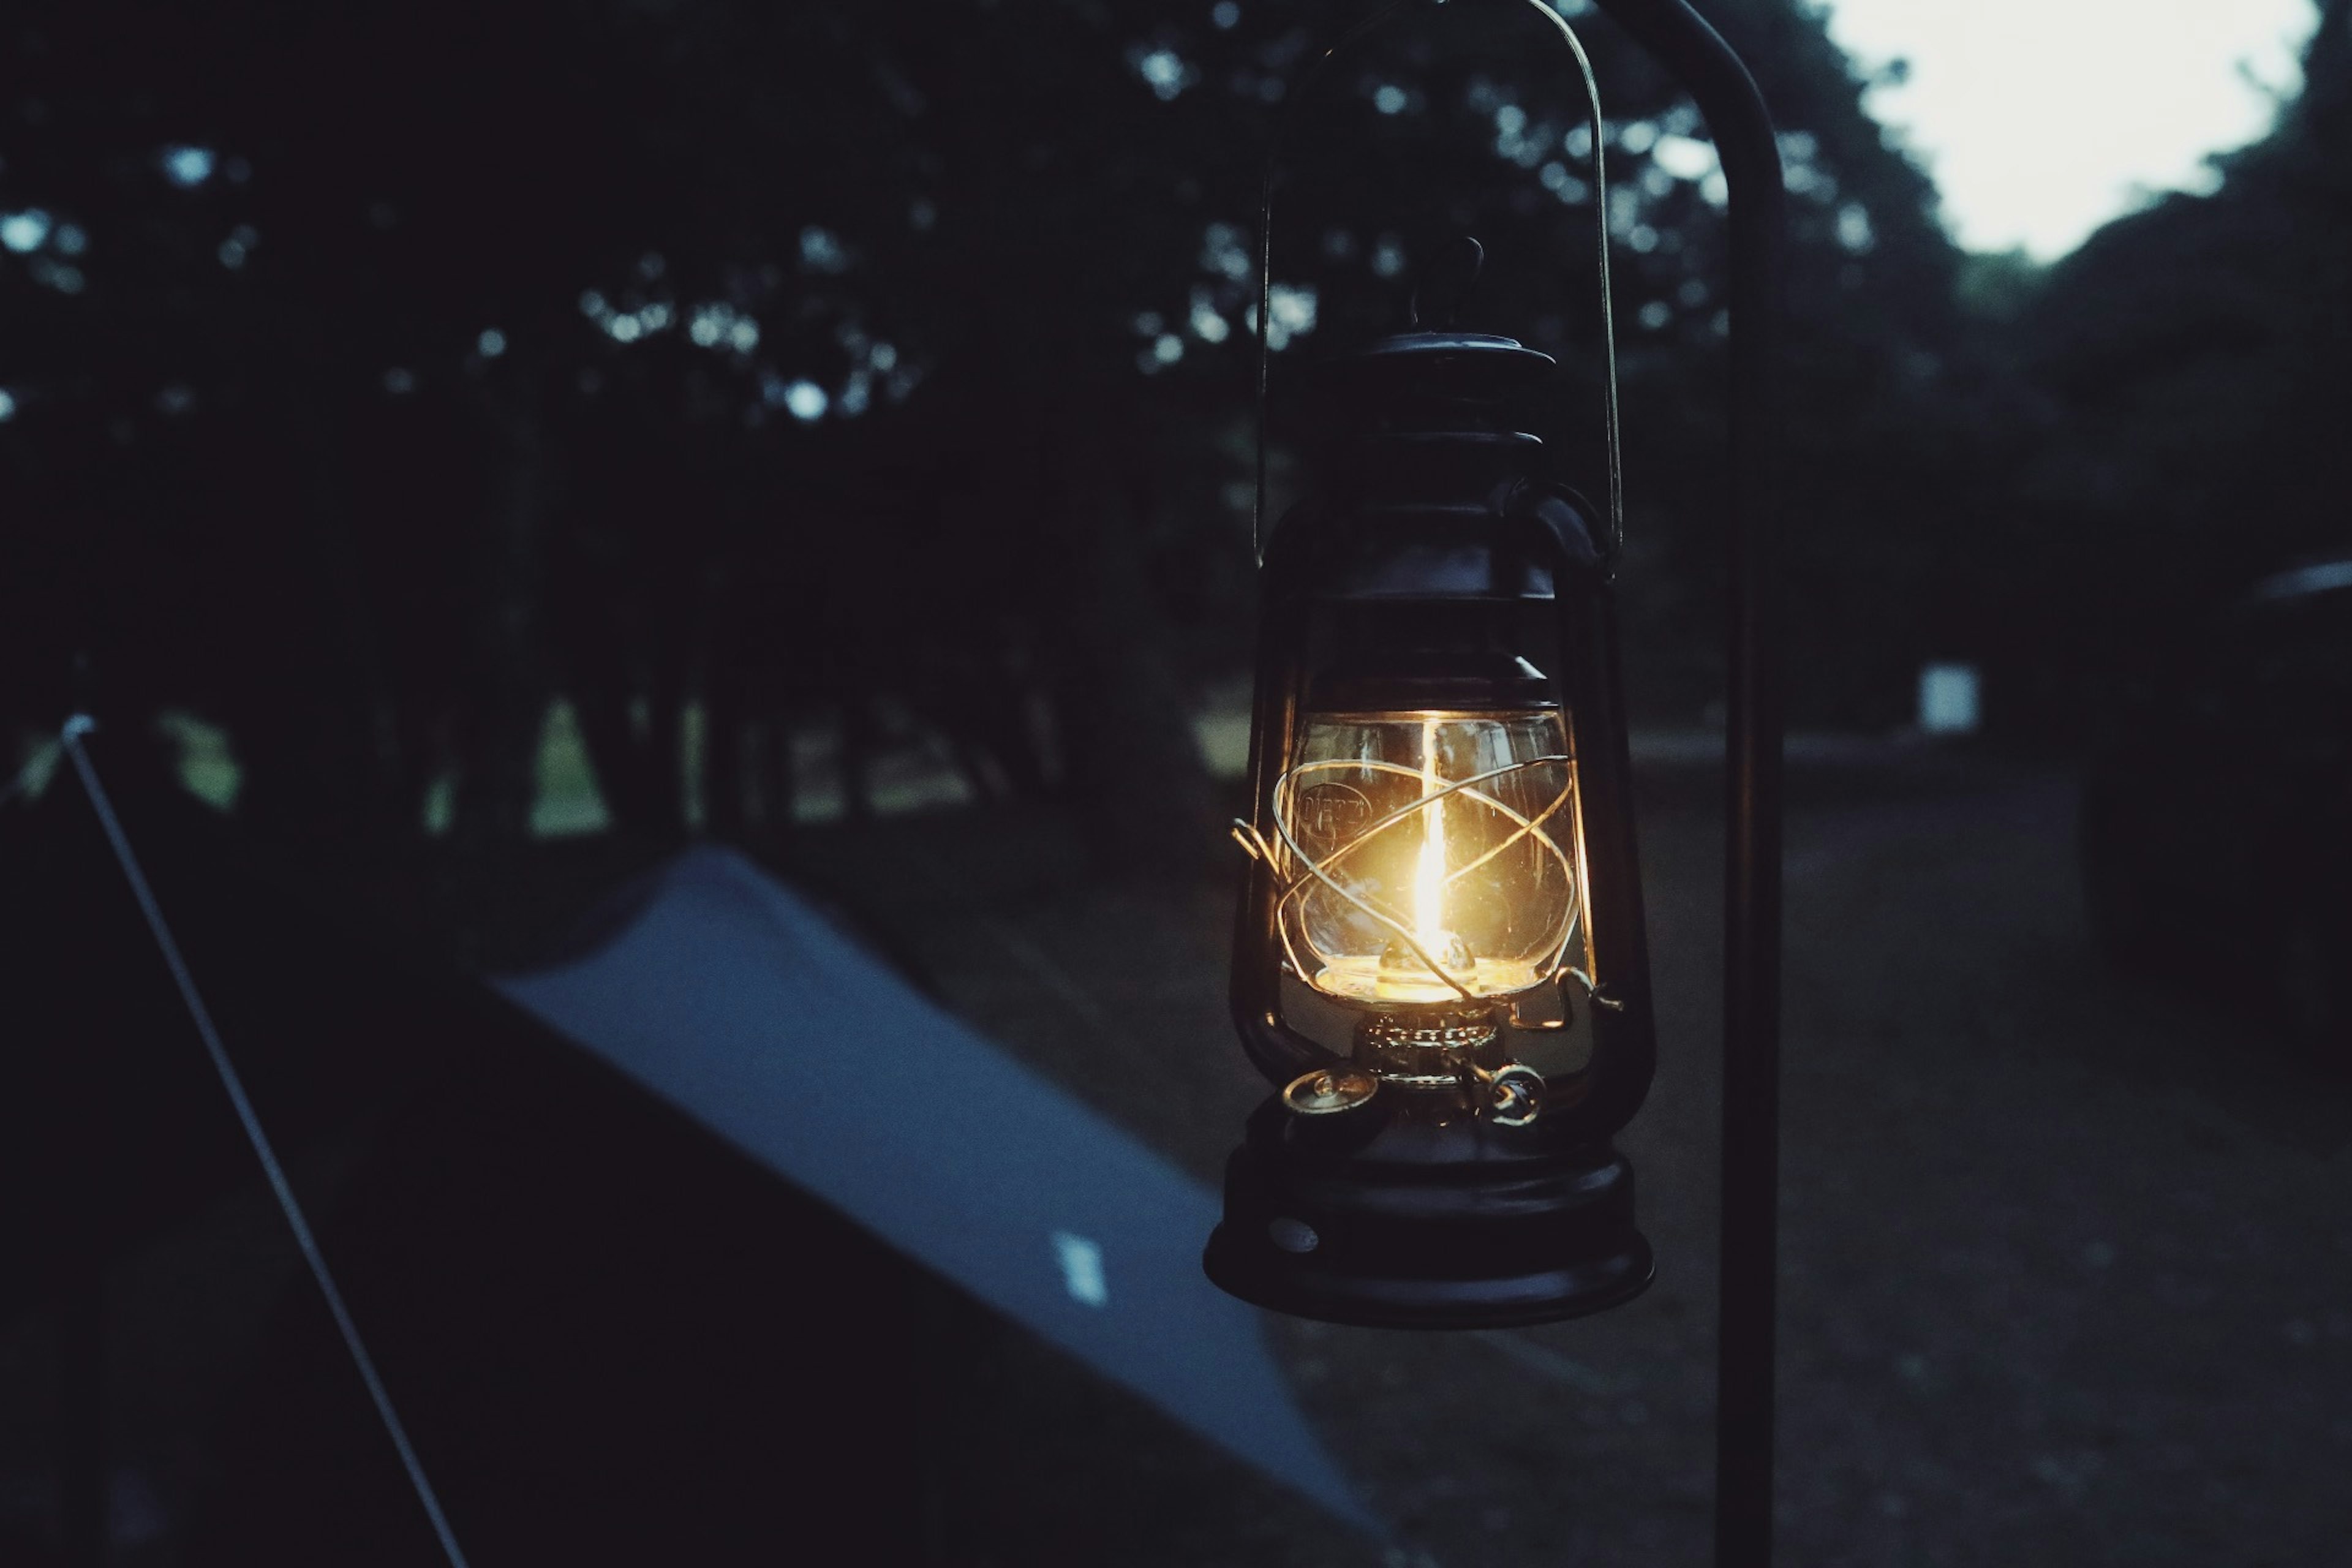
[
  {"xmin": 1209, "ymin": 0, "xmax": 1790, "ymax": 1547},
  {"xmin": 1204, "ymin": 230, "xmax": 1657, "ymax": 1328}
]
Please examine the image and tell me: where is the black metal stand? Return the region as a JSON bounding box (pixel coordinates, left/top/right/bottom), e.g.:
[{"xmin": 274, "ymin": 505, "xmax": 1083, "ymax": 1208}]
[{"xmin": 1586, "ymin": 3, "xmax": 1785, "ymax": 1564}]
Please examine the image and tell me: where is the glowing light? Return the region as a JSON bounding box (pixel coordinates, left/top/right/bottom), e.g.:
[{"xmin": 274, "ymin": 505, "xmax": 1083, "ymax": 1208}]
[
  {"xmin": 1412, "ymin": 718, "xmax": 1449, "ymax": 952},
  {"xmin": 1278, "ymin": 710, "xmax": 1580, "ymax": 1005}
]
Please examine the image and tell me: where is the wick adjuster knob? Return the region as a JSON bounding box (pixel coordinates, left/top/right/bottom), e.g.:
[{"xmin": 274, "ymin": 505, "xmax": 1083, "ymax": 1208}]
[
  {"xmin": 1471, "ymin": 1062, "xmax": 1545, "ymax": 1126},
  {"xmin": 1283, "ymin": 1066, "xmax": 1381, "ymax": 1115}
]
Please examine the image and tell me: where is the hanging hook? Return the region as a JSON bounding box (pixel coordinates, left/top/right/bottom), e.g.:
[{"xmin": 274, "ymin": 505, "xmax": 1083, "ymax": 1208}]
[
  {"xmin": 1405, "ymin": 235, "xmax": 1485, "ymax": 330},
  {"xmin": 1251, "ymin": 0, "xmax": 1626, "ymax": 567}
]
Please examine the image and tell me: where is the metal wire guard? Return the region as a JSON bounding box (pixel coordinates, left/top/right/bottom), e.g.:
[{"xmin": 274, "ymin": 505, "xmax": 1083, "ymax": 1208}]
[{"xmin": 1262, "ymin": 751, "xmax": 1580, "ymax": 1004}]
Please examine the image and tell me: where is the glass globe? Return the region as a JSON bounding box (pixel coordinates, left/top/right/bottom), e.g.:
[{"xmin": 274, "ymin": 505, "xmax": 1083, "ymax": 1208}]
[{"xmin": 1274, "ymin": 708, "xmax": 1582, "ymax": 1006}]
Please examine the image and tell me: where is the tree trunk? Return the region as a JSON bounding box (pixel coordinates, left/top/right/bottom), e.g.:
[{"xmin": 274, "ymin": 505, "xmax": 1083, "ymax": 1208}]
[{"xmin": 1038, "ymin": 395, "xmax": 1218, "ymax": 879}]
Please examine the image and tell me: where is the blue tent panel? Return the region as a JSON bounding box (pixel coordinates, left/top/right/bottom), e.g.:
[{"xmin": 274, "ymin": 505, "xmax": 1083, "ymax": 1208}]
[{"xmin": 491, "ymin": 846, "xmax": 1369, "ymax": 1529}]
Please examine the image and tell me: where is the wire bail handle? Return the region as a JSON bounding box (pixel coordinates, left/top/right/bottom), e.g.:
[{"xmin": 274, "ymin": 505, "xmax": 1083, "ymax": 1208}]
[
  {"xmin": 1251, "ymin": 0, "xmax": 1626, "ymax": 568},
  {"xmin": 1406, "ymin": 233, "xmax": 1487, "ymax": 329}
]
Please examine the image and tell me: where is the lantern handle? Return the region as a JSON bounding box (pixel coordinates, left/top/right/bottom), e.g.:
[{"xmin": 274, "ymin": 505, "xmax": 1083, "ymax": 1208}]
[
  {"xmin": 1406, "ymin": 234, "xmax": 1486, "ymax": 329},
  {"xmin": 1253, "ymin": 0, "xmax": 1626, "ymax": 568}
]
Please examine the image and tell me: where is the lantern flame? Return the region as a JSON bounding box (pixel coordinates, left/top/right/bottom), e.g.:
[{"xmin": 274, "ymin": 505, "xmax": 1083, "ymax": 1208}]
[{"xmin": 1413, "ymin": 717, "xmax": 1449, "ymax": 951}]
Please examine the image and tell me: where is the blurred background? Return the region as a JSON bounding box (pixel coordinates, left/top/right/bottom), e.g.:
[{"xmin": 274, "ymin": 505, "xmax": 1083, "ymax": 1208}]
[{"xmin": 2, "ymin": 0, "xmax": 2348, "ymax": 1563}]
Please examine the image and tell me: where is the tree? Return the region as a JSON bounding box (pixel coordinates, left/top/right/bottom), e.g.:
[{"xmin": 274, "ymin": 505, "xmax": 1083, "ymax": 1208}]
[
  {"xmin": 1996, "ymin": 0, "xmax": 2351, "ymax": 737},
  {"xmin": 1, "ymin": 0, "xmax": 1997, "ymax": 882}
]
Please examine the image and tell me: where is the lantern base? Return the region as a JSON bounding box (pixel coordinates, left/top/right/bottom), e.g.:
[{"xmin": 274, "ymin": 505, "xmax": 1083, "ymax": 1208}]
[{"xmin": 1204, "ymin": 1094, "xmax": 1653, "ymax": 1329}]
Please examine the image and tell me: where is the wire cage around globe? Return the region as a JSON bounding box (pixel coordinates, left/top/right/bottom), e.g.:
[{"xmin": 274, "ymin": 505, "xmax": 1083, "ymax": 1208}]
[{"xmin": 1273, "ymin": 707, "xmax": 1589, "ymax": 1012}]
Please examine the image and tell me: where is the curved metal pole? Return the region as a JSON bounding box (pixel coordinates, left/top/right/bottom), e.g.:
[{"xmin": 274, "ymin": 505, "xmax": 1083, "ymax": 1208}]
[{"xmin": 1585, "ymin": 2, "xmax": 1786, "ymax": 1564}]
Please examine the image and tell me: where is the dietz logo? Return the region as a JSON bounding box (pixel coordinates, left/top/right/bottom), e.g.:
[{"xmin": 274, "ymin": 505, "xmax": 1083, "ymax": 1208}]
[{"xmin": 1294, "ymin": 781, "xmax": 1373, "ymax": 853}]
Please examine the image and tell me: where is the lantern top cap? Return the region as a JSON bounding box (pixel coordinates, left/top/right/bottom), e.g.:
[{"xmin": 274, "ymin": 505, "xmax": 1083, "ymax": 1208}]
[
  {"xmin": 1357, "ymin": 330, "xmax": 1547, "ymax": 362},
  {"xmin": 1293, "ymin": 237, "xmax": 1554, "ymax": 419},
  {"xmin": 1317, "ymin": 329, "xmax": 1556, "ymax": 407}
]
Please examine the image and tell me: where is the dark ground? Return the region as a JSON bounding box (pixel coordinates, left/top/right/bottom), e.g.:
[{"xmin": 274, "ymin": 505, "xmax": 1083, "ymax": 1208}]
[
  {"xmin": 4, "ymin": 742, "xmax": 2348, "ymax": 1564},
  {"xmin": 789, "ymin": 742, "xmax": 2352, "ymax": 1567}
]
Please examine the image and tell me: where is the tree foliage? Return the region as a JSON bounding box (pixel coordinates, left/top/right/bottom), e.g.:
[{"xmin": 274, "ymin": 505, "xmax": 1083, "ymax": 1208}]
[
  {"xmin": 10, "ymin": 0, "xmax": 2326, "ymax": 858},
  {"xmin": 1992, "ymin": 0, "xmax": 2352, "ymax": 735}
]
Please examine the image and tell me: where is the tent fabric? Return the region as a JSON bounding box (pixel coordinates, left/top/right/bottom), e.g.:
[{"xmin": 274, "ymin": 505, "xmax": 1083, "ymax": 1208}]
[{"xmin": 491, "ymin": 845, "xmax": 1370, "ymax": 1529}]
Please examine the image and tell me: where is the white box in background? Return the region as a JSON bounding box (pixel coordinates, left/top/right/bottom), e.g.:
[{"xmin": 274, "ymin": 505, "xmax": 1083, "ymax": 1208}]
[{"xmin": 1918, "ymin": 662, "xmax": 1981, "ymax": 736}]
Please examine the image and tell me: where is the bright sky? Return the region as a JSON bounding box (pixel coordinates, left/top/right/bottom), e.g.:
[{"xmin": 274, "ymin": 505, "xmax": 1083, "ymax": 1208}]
[{"xmin": 1815, "ymin": 0, "xmax": 2321, "ymax": 259}]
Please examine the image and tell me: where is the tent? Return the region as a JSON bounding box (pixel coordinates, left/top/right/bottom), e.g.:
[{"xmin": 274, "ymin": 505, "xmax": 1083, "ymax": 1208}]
[
  {"xmin": 492, "ymin": 845, "xmax": 1367, "ymax": 1529},
  {"xmin": 2, "ymin": 748, "xmax": 1368, "ymax": 1562}
]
